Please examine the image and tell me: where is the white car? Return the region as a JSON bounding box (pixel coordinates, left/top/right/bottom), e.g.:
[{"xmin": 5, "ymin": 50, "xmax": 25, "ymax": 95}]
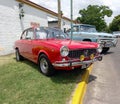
[{"xmin": 113, "ymin": 31, "xmax": 120, "ymax": 38}]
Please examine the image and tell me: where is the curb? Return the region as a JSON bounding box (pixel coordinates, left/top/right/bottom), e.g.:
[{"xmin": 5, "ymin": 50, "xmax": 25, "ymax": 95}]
[{"xmin": 71, "ymin": 64, "xmax": 93, "ymax": 104}]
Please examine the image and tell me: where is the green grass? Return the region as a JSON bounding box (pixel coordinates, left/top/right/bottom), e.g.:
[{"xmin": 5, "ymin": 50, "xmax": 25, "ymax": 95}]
[{"xmin": 0, "ymin": 54, "xmax": 83, "ymax": 104}]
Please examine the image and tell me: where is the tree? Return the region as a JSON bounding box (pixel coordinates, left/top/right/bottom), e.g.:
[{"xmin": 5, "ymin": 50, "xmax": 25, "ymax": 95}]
[
  {"xmin": 109, "ymin": 15, "xmax": 120, "ymax": 32},
  {"xmin": 77, "ymin": 5, "xmax": 112, "ymax": 31}
]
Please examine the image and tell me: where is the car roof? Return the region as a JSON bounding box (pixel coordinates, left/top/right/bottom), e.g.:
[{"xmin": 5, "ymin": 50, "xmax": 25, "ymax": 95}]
[
  {"xmin": 73, "ymin": 24, "xmax": 95, "ymax": 27},
  {"xmin": 26, "ymin": 27, "xmax": 61, "ymax": 31},
  {"xmin": 113, "ymin": 31, "xmax": 120, "ymax": 33}
]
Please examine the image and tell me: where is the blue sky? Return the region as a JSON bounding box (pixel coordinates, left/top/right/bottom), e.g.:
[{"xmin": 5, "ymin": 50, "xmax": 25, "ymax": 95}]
[{"xmin": 30, "ymin": 0, "xmax": 120, "ymax": 24}]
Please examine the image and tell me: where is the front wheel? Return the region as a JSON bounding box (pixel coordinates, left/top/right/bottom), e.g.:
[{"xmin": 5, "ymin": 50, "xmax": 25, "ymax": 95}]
[{"xmin": 38, "ymin": 54, "xmax": 55, "ymax": 76}]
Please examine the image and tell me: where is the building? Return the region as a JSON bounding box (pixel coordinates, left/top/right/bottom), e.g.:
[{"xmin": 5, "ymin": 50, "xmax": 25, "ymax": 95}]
[
  {"xmin": 48, "ymin": 19, "xmax": 70, "ymax": 32},
  {"xmin": 0, "ymin": 0, "xmax": 72, "ymax": 55}
]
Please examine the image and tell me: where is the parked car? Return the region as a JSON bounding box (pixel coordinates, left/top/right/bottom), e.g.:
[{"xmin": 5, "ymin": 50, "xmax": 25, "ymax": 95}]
[
  {"xmin": 14, "ymin": 27, "xmax": 102, "ymax": 76},
  {"xmin": 67, "ymin": 24, "xmax": 117, "ymax": 53},
  {"xmin": 113, "ymin": 31, "xmax": 120, "ymax": 38}
]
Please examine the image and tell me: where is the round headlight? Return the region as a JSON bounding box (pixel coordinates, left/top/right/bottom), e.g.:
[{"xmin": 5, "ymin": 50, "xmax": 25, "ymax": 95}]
[
  {"xmin": 60, "ymin": 46, "xmax": 69, "ymax": 57},
  {"xmin": 97, "ymin": 44, "xmax": 102, "ymax": 53}
]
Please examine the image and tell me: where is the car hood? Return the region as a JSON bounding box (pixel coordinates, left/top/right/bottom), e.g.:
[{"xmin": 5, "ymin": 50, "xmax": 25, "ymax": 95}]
[
  {"xmin": 81, "ymin": 31, "xmax": 114, "ymax": 38},
  {"xmin": 42, "ymin": 39, "xmax": 98, "ymax": 50}
]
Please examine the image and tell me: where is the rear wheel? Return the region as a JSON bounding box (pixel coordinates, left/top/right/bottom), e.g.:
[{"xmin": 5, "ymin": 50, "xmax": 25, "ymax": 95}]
[
  {"xmin": 102, "ymin": 47, "xmax": 110, "ymax": 53},
  {"xmin": 15, "ymin": 49, "xmax": 24, "ymax": 61},
  {"xmin": 38, "ymin": 54, "xmax": 55, "ymax": 76}
]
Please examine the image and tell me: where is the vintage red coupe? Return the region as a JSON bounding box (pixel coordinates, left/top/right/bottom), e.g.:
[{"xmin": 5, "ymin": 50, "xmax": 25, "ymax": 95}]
[{"xmin": 14, "ymin": 27, "xmax": 102, "ymax": 76}]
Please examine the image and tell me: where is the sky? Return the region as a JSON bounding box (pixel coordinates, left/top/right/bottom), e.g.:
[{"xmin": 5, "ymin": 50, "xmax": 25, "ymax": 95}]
[{"xmin": 30, "ymin": 0, "xmax": 120, "ymax": 25}]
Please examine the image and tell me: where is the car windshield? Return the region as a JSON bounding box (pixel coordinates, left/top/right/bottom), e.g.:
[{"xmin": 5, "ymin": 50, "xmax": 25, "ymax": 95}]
[
  {"xmin": 35, "ymin": 27, "xmax": 68, "ymax": 39},
  {"xmin": 80, "ymin": 25, "xmax": 97, "ymax": 32}
]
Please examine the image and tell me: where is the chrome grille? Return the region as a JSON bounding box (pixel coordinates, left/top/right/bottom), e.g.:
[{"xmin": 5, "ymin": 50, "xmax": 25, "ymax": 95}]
[
  {"xmin": 100, "ymin": 39, "xmax": 114, "ymax": 42},
  {"xmin": 68, "ymin": 49, "xmax": 96, "ymax": 58}
]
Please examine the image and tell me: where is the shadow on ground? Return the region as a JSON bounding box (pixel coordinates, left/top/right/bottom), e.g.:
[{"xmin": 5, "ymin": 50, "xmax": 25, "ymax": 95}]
[
  {"xmin": 88, "ymin": 74, "xmax": 97, "ymax": 83},
  {"xmin": 102, "ymin": 51, "xmax": 114, "ymax": 55},
  {"xmin": 1, "ymin": 54, "xmax": 95, "ymax": 85},
  {"xmin": 16, "ymin": 58, "xmax": 85, "ymax": 84}
]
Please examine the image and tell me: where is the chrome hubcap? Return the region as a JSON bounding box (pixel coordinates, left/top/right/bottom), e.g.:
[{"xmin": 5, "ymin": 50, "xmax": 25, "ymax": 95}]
[{"xmin": 40, "ymin": 58, "xmax": 48, "ymax": 74}]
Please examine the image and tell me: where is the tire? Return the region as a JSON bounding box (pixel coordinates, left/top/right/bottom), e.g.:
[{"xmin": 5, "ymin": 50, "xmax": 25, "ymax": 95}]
[
  {"xmin": 38, "ymin": 54, "xmax": 55, "ymax": 76},
  {"xmin": 15, "ymin": 49, "xmax": 24, "ymax": 61},
  {"xmin": 101, "ymin": 47, "xmax": 110, "ymax": 53}
]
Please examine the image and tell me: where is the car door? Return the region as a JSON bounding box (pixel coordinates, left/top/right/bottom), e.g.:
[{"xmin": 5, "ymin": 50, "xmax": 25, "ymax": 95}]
[
  {"xmin": 20, "ymin": 28, "xmax": 35, "ymax": 60},
  {"xmin": 25, "ymin": 28, "xmax": 35, "ymax": 60},
  {"xmin": 19, "ymin": 29, "xmax": 28, "ymax": 57},
  {"xmin": 72, "ymin": 26, "xmax": 82, "ymax": 40},
  {"xmin": 32, "ymin": 28, "xmax": 48, "ymax": 63}
]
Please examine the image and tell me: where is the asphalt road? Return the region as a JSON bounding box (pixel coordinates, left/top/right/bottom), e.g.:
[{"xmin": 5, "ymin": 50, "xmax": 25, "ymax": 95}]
[{"xmin": 84, "ymin": 38, "xmax": 120, "ymax": 104}]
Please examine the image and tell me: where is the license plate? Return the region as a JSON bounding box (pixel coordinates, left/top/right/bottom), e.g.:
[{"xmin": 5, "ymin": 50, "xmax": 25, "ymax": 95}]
[
  {"xmin": 81, "ymin": 64, "xmax": 87, "ymax": 69},
  {"xmin": 105, "ymin": 43, "xmax": 112, "ymax": 47}
]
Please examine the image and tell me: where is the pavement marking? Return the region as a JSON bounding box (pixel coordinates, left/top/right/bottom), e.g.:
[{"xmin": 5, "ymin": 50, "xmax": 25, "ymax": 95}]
[{"xmin": 71, "ymin": 64, "xmax": 93, "ymax": 104}]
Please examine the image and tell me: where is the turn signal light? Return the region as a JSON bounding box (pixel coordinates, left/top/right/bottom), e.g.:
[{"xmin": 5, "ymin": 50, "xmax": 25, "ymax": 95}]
[
  {"xmin": 90, "ymin": 54, "xmax": 94, "ymax": 60},
  {"xmin": 80, "ymin": 55, "xmax": 85, "ymax": 61}
]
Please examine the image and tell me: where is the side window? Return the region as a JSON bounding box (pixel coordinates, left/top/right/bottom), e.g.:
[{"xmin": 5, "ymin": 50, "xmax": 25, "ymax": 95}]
[
  {"xmin": 80, "ymin": 26, "xmax": 86, "ymax": 32},
  {"xmin": 26, "ymin": 30, "xmax": 34, "ymax": 39},
  {"xmin": 66, "ymin": 29, "xmax": 71, "ymax": 33},
  {"xmin": 21, "ymin": 31, "xmax": 27, "ymax": 39},
  {"xmin": 47, "ymin": 31, "xmax": 54, "ymax": 38},
  {"xmin": 21, "ymin": 29, "xmax": 34, "ymax": 40},
  {"xmin": 73, "ymin": 26, "xmax": 79, "ymax": 32},
  {"xmin": 36, "ymin": 31, "xmax": 47, "ymax": 39}
]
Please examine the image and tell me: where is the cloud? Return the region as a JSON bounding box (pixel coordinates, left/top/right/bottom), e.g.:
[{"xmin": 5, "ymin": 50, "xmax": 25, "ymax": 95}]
[
  {"xmin": 30, "ymin": 0, "xmax": 57, "ymax": 12},
  {"xmin": 30, "ymin": 0, "xmax": 120, "ymax": 24},
  {"xmin": 102, "ymin": 0, "xmax": 120, "ymax": 24}
]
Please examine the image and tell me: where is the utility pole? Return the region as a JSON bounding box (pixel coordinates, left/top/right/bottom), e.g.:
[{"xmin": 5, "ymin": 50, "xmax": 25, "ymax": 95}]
[
  {"xmin": 58, "ymin": 0, "xmax": 61, "ymax": 29},
  {"xmin": 71, "ymin": 0, "xmax": 73, "ymax": 39}
]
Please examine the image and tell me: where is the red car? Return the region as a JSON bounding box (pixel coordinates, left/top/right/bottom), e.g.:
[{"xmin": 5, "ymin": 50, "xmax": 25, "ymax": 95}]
[{"xmin": 14, "ymin": 27, "xmax": 102, "ymax": 76}]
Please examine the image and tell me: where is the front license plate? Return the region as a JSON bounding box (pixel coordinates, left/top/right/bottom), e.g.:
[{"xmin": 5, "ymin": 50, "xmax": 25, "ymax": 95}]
[
  {"xmin": 81, "ymin": 64, "xmax": 87, "ymax": 69},
  {"xmin": 105, "ymin": 44, "xmax": 112, "ymax": 47}
]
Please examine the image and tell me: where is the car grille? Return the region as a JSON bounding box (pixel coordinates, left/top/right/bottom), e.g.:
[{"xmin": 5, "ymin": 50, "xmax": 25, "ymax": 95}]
[
  {"xmin": 100, "ymin": 39, "xmax": 114, "ymax": 42},
  {"xmin": 68, "ymin": 49, "xmax": 97, "ymax": 58},
  {"xmin": 103, "ymin": 36, "xmax": 113, "ymax": 38}
]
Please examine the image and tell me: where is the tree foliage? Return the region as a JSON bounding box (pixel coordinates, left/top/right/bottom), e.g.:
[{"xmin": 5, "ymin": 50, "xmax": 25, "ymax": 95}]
[
  {"xmin": 109, "ymin": 15, "xmax": 120, "ymax": 32},
  {"xmin": 77, "ymin": 5, "xmax": 112, "ymax": 31}
]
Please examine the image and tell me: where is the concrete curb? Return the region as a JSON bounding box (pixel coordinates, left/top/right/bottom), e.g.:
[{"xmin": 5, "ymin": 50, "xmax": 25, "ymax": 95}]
[{"xmin": 71, "ymin": 64, "xmax": 93, "ymax": 104}]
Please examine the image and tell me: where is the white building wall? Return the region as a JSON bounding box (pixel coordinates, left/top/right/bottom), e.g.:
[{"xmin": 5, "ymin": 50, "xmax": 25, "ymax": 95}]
[
  {"xmin": 0, "ymin": 0, "xmax": 48, "ymax": 55},
  {"xmin": 0, "ymin": 0, "xmax": 21, "ymax": 55},
  {"xmin": 22, "ymin": 4, "xmax": 48, "ymax": 29},
  {"xmin": 61, "ymin": 19, "xmax": 71, "ymax": 31}
]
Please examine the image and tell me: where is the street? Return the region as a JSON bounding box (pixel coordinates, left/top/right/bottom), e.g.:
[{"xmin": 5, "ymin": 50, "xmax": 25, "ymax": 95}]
[{"xmin": 84, "ymin": 38, "xmax": 120, "ymax": 104}]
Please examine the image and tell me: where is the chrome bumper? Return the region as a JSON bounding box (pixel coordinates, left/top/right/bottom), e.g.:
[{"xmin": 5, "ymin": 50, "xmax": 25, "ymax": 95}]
[
  {"xmin": 52, "ymin": 55, "xmax": 102, "ymax": 67},
  {"xmin": 99, "ymin": 39, "xmax": 117, "ymax": 48}
]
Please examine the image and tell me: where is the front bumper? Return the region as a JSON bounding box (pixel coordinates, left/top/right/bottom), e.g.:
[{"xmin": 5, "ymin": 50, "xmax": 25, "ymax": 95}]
[
  {"xmin": 52, "ymin": 55, "xmax": 102, "ymax": 68},
  {"xmin": 98, "ymin": 39, "xmax": 118, "ymax": 48}
]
